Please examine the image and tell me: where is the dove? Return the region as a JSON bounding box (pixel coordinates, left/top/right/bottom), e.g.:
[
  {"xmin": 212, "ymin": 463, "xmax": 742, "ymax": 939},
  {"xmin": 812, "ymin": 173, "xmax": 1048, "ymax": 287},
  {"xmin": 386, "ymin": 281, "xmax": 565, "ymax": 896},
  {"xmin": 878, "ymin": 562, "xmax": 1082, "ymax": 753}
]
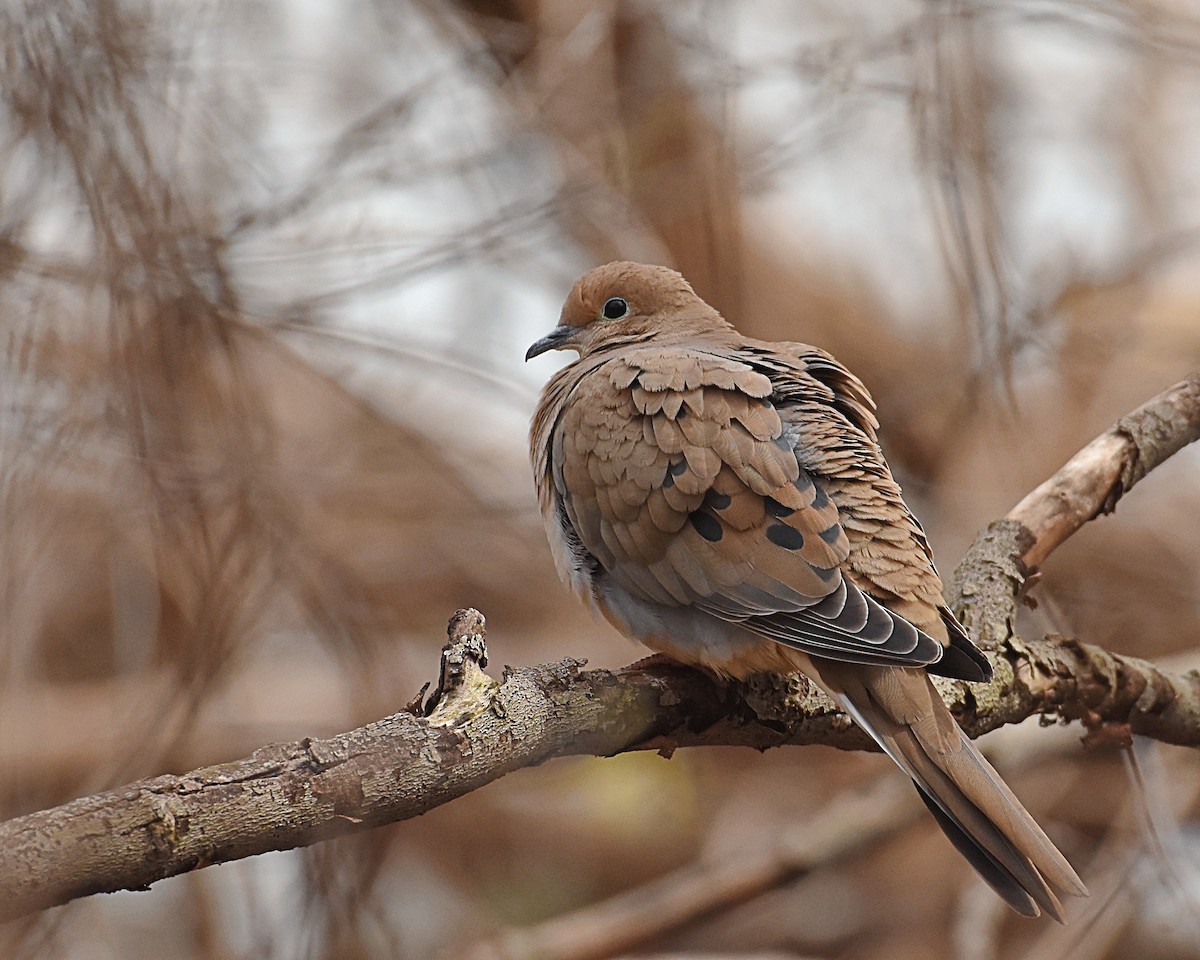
[{"xmin": 527, "ymin": 261, "xmax": 1087, "ymax": 919}]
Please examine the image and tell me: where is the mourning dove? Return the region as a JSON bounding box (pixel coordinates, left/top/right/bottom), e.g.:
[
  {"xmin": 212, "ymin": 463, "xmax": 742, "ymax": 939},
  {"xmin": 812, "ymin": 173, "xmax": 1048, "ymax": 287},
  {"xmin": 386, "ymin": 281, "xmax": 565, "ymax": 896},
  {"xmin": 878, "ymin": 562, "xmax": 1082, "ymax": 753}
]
[{"xmin": 527, "ymin": 261, "xmax": 1087, "ymax": 919}]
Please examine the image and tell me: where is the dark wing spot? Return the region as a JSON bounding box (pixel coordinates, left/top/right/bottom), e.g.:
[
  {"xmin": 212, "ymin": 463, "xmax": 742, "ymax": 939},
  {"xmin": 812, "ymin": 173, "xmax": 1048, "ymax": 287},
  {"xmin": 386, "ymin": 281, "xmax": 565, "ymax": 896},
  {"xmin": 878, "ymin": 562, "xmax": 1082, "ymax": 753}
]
[
  {"xmin": 766, "ymin": 523, "xmax": 805, "ymax": 550},
  {"xmin": 705, "ymin": 491, "xmax": 732, "ymax": 510},
  {"xmin": 812, "ymin": 564, "xmax": 839, "ymax": 582},
  {"xmin": 793, "ymin": 472, "xmax": 814, "ymax": 493},
  {"xmin": 818, "ymin": 524, "xmax": 842, "ymax": 545},
  {"xmin": 663, "ymin": 459, "xmax": 687, "ymax": 489},
  {"xmin": 811, "ymin": 483, "xmax": 829, "ymax": 510},
  {"xmin": 764, "ymin": 496, "xmax": 794, "ymax": 518},
  {"xmin": 689, "ymin": 511, "xmax": 723, "ymax": 542}
]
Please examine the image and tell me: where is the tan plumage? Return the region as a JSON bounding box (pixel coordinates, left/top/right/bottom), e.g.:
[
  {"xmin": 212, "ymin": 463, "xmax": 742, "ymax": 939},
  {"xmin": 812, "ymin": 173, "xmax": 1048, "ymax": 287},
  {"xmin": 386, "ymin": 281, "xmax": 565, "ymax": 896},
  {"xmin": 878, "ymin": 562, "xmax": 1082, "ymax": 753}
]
[{"xmin": 528, "ymin": 261, "xmax": 1087, "ymax": 919}]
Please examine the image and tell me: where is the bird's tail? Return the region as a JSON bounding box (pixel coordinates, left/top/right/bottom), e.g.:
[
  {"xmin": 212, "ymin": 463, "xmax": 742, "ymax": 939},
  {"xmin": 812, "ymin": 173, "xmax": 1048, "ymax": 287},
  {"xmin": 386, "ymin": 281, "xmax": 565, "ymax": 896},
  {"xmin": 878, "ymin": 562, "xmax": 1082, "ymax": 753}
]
[{"xmin": 815, "ymin": 662, "xmax": 1088, "ymax": 920}]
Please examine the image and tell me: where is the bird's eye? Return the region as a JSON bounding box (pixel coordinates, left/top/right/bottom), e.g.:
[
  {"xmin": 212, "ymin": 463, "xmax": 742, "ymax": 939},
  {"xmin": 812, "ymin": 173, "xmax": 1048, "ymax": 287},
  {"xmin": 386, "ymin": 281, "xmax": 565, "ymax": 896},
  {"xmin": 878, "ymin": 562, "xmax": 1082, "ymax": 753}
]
[{"xmin": 601, "ymin": 297, "xmax": 628, "ymax": 320}]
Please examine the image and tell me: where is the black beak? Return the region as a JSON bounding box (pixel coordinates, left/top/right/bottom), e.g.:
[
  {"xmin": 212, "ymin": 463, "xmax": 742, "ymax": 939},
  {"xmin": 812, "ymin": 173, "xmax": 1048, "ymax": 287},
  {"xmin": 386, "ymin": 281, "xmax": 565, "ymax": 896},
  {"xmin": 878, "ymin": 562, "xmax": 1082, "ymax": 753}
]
[{"xmin": 525, "ymin": 325, "xmax": 576, "ymax": 361}]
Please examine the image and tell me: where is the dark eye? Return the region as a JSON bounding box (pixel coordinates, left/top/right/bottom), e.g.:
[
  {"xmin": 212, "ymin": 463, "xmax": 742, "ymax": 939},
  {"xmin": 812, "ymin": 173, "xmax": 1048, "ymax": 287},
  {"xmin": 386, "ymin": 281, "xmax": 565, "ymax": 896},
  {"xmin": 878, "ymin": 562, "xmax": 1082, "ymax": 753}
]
[{"xmin": 601, "ymin": 297, "xmax": 628, "ymax": 320}]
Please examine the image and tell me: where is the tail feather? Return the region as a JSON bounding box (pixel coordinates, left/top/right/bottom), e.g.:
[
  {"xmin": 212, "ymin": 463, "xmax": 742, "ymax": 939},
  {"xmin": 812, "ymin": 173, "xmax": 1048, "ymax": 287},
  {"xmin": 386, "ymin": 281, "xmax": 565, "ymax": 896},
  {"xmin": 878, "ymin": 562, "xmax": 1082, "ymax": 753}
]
[
  {"xmin": 899, "ymin": 726, "xmax": 1064, "ymax": 919},
  {"xmin": 916, "ymin": 789, "xmax": 1046, "ymax": 918},
  {"xmin": 818, "ymin": 663, "xmax": 1087, "ymax": 920}
]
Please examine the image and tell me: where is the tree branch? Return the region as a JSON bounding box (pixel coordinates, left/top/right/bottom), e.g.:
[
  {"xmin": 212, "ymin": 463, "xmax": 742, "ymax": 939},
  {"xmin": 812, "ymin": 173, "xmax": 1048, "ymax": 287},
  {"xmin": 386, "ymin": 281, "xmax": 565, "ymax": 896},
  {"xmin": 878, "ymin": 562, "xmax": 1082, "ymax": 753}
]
[
  {"xmin": 950, "ymin": 370, "xmax": 1200, "ymax": 644},
  {"xmin": 3, "ymin": 373, "xmax": 1200, "ymax": 923},
  {"xmin": 1012, "ymin": 371, "xmax": 1200, "ymax": 570},
  {"xmin": 3, "ymin": 611, "xmax": 1198, "ymax": 924}
]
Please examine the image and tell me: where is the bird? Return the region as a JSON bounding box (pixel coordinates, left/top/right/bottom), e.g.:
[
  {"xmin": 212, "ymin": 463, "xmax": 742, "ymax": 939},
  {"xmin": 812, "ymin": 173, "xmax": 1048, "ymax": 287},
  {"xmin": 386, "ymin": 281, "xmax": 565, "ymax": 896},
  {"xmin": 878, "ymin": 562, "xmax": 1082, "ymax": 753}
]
[{"xmin": 526, "ymin": 261, "xmax": 1087, "ymax": 920}]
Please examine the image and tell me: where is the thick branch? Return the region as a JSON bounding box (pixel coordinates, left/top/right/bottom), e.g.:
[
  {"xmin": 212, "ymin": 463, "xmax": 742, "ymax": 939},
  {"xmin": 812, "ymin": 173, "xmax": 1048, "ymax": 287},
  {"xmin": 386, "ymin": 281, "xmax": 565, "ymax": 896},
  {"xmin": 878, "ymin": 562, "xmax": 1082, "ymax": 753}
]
[
  {"xmin": 2, "ymin": 609, "xmax": 1199, "ymax": 923},
  {"xmin": 0, "ymin": 612, "xmax": 736, "ymax": 923}
]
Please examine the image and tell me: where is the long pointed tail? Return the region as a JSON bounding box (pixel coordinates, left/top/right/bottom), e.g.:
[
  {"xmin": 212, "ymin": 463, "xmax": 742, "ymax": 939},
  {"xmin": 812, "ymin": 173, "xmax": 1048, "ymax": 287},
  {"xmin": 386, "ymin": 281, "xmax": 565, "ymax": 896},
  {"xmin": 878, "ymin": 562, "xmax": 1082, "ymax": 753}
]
[{"xmin": 815, "ymin": 662, "xmax": 1088, "ymax": 919}]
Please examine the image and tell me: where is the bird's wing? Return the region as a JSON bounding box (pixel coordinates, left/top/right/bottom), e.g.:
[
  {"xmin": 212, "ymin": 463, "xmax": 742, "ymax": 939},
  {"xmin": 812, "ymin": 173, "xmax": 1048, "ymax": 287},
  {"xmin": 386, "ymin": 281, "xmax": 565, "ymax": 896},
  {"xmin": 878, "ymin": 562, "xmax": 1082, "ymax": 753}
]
[
  {"xmin": 751, "ymin": 342, "xmax": 991, "ymax": 680},
  {"xmin": 545, "ymin": 342, "xmax": 945, "ymax": 669}
]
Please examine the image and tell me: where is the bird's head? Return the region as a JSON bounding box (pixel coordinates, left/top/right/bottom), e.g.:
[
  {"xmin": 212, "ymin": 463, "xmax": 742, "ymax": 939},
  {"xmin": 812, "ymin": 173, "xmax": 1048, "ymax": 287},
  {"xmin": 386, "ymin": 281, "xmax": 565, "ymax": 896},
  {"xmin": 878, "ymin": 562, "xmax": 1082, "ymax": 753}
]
[{"xmin": 525, "ymin": 261, "xmax": 730, "ymax": 361}]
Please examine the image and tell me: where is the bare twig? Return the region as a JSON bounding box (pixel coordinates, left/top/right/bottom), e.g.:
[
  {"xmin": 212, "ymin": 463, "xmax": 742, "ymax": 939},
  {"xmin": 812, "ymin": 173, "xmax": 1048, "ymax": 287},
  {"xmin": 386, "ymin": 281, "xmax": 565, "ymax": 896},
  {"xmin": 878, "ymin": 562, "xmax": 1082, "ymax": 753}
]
[
  {"xmin": 950, "ymin": 370, "xmax": 1200, "ymax": 646},
  {"xmin": 1009, "ymin": 371, "xmax": 1200, "ymax": 572}
]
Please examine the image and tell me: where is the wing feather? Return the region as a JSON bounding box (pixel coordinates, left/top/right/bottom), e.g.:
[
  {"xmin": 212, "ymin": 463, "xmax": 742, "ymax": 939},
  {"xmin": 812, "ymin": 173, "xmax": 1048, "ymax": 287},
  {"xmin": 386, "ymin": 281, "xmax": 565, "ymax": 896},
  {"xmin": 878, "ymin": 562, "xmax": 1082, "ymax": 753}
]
[{"xmin": 542, "ymin": 346, "xmax": 955, "ymax": 670}]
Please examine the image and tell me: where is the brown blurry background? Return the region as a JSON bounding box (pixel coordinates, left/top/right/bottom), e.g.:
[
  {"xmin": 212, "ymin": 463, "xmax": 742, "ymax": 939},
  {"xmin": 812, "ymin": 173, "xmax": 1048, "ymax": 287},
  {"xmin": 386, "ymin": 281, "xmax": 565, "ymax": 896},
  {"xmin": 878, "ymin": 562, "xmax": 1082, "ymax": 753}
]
[{"xmin": 2, "ymin": 1, "xmax": 1200, "ymax": 958}]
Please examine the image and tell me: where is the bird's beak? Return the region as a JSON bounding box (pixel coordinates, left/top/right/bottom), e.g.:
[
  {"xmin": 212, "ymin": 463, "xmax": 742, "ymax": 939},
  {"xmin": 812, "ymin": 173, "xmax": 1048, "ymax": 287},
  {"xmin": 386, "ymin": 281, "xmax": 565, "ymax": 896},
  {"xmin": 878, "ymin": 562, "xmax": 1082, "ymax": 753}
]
[{"xmin": 525, "ymin": 325, "xmax": 577, "ymax": 361}]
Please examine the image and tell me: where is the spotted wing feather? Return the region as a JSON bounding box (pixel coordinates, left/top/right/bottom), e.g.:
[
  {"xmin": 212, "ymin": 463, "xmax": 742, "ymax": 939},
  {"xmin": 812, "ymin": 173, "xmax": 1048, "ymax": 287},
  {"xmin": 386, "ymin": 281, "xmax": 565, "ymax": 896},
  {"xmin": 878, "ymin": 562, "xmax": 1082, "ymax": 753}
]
[{"xmin": 550, "ymin": 345, "xmax": 949, "ymax": 671}]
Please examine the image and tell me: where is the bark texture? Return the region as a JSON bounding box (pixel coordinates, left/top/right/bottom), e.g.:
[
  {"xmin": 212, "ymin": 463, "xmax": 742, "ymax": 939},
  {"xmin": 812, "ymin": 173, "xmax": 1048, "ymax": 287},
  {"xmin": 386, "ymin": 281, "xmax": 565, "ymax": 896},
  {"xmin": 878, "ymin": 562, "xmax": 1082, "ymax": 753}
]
[{"xmin": 2, "ymin": 608, "xmax": 1198, "ymax": 923}]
